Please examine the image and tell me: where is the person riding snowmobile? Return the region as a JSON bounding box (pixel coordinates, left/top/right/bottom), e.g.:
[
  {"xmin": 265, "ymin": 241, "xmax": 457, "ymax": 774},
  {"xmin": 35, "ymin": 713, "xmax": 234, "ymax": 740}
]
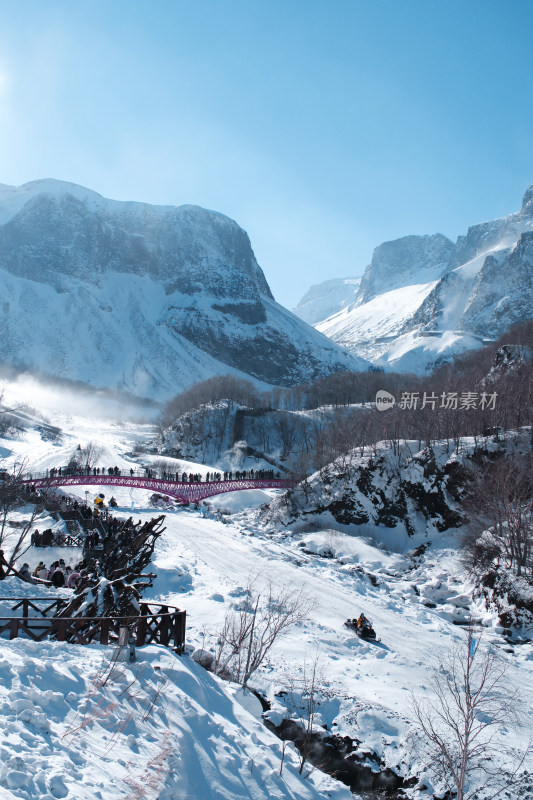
[{"xmin": 357, "ymin": 613, "xmax": 367, "ymax": 629}]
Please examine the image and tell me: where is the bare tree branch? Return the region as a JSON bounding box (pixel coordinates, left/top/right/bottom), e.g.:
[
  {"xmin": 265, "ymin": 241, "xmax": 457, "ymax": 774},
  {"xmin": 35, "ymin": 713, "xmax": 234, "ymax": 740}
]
[{"xmin": 412, "ymin": 628, "xmax": 530, "ymax": 800}]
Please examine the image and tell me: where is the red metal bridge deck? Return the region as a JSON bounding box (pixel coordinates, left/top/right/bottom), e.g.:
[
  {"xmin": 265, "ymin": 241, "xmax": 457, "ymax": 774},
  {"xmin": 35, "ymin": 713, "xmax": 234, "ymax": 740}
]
[{"xmin": 21, "ymin": 474, "xmax": 296, "ymax": 504}]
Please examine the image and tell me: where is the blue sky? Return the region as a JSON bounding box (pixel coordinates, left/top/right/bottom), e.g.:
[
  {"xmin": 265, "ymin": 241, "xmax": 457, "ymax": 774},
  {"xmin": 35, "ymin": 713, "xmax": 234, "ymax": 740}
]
[{"xmin": 0, "ymin": 0, "xmax": 532, "ymax": 307}]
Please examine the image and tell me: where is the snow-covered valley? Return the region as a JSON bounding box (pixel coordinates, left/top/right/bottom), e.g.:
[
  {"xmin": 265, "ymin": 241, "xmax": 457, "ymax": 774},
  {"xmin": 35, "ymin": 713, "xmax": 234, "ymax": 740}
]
[{"xmin": 0, "ymin": 387, "xmax": 532, "ymax": 800}]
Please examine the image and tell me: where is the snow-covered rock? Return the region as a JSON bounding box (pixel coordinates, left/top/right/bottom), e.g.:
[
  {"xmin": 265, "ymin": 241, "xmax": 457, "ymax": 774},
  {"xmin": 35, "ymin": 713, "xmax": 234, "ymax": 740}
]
[
  {"xmin": 310, "ymin": 185, "xmax": 533, "ymax": 372},
  {"xmin": 355, "ymin": 234, "xmax": 453, "ymax": 306},
  {"xmin": 0, "ymin": 179, "xmax": 366, "ymax": 400},
  {"xmin": 260, "ymin": 439, "xmax": 466, "ymax": 551}
]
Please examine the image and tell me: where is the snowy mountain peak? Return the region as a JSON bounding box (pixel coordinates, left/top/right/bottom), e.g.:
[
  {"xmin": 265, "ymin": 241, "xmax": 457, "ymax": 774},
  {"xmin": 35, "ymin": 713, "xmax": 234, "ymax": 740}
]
[
  {"xmin": 309, "ymin": 184, "xmax": 533, "ymax": 373},
  {"xmin": 355, "ymin": 233, "xmax": 453, "ymax": 305},
  {"xmin": 0, "ymin": 179, "xmax": 367, "ymax": 398},
  {"xmin": 0, "ymin": 179, "xmax": 273, "ymax": 300},
  {"xmin": 522, "ymin": 184, "xmax": 533, "ymax": 212}
]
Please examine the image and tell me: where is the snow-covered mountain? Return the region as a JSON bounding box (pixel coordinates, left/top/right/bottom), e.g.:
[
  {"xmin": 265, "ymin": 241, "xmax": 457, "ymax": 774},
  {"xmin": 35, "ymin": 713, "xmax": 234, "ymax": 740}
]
[
  {"xmin": 305, "ymin": 186, "xmax": 533, "ymax": 372},
  {"xmin": 292, "ymin": 277, "xmax": 361, "ymax": 325},
  {"xmin": 356, "ymin": 234, "xmax": 453, "ymax": 305},
  {"xmin": 0, "ymin": 179, "xmax": 366, "ymax": 400}
]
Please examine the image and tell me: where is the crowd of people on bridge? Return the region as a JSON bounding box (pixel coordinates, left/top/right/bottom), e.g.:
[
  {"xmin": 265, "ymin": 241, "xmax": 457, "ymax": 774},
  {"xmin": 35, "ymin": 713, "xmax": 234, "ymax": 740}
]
[
  {"xmin": 142, "ymin": 468, "xmax": 281, "ymax": 482},
  {"xmin": 25, "ymin": 464, "xmax": 284, "ymax": 485},
  {"xmin": 47, "ymin": 466, "xmax": 124, "ymax": 478},
  {"xmin": 34, "ymin": 466, "xmax": 284, "ymax": 483}
]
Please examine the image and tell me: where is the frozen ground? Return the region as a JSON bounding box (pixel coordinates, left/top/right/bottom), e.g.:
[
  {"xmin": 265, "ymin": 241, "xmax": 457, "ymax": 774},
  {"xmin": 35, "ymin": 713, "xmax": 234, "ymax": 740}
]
[{"xmin": 0, "ymin": 397, "xmax": 532, "ymax": 799}]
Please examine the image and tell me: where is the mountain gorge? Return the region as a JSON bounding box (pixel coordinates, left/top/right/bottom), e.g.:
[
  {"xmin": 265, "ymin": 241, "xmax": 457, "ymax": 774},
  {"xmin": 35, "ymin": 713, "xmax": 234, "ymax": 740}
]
[
  {"xmin": 296, "ymin": 185, "xmax": 533, "ymax": 372},
  {"xmin": 0, "ymin": 180, "xmax": 365, "ymax": 400}
]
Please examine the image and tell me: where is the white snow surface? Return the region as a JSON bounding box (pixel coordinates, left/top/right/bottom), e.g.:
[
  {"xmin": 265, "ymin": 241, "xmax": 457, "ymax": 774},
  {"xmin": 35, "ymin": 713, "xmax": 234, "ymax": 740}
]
[
  {"xmin": 0, "ymin": 620, "xmax": 347, "ymax": 800},
  {"xmin": 292, "ymin": 277, "xmax": 362, "ymax": 326},
  {"xmin": 0, "ymin": 396, "xmax": 532, "ymax": 799},
  {"xmin": 316, "ymin": 281, "xmax": 438, "ymax": 363}
]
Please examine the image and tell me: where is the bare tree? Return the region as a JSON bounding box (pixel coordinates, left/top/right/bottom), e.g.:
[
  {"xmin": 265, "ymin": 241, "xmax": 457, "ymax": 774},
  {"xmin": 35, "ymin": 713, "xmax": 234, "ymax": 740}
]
[
  {"xmin": 72, "ymin": 441, "xmax": 104, "ymax": 471},
  {"xmin": 0, "ymin": 462, "xmax": 40, "ymax": 578},
  {"xmin": 7, "ymin": 506, "xmax": 39, "ymax": 569},
  {"xmin": 275, "ymin": 414, "xmax": 300, "ymax": 461},
  {"xmin": 290, "ymin": 653, "xmax": 323, "ymax": 776},
  {"xmin": 413, "ymin": 628, "xmax": 530, "ymax": 800},
  {"xmin": 0, "ymin": 462, "xmax": 29, "ymax": 549},
  {"xmin": 468, "ymin": 453, "xmax": 533, "ymax": 577},
  {"xmin": 214, "ymin": 578, "xmax": 313, "ymax": 687}
]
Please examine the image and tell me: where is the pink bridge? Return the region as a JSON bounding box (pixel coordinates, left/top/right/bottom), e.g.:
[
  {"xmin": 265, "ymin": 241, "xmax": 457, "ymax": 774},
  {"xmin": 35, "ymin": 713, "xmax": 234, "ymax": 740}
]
[{"xmin": 21, "ymin": 474, "xmax": 296, "ymax": 504}]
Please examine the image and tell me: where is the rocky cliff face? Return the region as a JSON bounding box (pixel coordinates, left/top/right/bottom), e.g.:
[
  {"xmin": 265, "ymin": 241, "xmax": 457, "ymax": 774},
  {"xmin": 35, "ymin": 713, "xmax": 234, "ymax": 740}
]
[
  {"xmin": 0, "ymin": 181, "xmax": 272, "ymax": 299},
  {"xmin": 355, "ymin": 233, "xmax": 453, "ymax": 305},
  {"xmin": 308, "ymin": 184, "xmax": 533, "ymax": 372},
  {"xmin": 0, "ymin": 180, "xmax": 366, "ymax": 399}
]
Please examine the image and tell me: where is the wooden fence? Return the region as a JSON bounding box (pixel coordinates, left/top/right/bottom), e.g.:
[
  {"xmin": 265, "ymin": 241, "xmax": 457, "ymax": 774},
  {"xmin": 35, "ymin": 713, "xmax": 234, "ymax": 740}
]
[
  {"xmin": 36, "ymin": 534, "xmax": 85, "ymax": 547},
  {"xmin": 0, "ymin": 597, "xmax": 186, "ymax": 652}
]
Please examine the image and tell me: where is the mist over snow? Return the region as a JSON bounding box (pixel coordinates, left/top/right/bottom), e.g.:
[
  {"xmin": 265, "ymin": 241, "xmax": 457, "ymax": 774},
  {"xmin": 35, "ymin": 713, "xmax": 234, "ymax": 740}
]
[
  {"xmin": 293, "ymin": 277, "xmax": 362, "ymax": 326},
  {"xmin": 1, "ymin": 372, "xmax": 160, "ymax": 423}
]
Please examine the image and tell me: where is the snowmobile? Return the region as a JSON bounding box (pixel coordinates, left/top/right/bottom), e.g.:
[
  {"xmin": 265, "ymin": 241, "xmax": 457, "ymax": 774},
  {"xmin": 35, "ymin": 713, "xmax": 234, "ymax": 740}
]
[{"xmin": 344, "ymin": 617, "xmax": 379, "ymax": 641}]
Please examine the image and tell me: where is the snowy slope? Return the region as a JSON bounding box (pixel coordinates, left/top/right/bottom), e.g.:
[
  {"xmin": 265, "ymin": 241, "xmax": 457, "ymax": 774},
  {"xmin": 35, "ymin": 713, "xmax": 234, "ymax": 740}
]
[
  {"xmin": 1, "ymin": 395, "xmax": 532, "ymax": 799},
  {"xmin": 292, "ymin": 277, "xmax": 361, "ymax": 325},
  {"xmin": 313, "ymin": 186, "xmax": 533, "ymax": 372},
  {"xmin": 0, "ymin": 180, "xmax": 366, "ymax": 399},
  {"xmin": 316, "ymin": 281, "xmax": 438, "ymax": 363},
  {"xmin": 0, "ymin": 601, "xmax": 347, "ymax": 800}
]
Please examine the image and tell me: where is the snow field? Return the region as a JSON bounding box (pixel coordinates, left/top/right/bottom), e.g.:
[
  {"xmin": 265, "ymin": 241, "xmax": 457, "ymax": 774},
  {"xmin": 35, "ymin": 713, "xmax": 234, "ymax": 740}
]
[
  {"xmin": 0, "ymin": 630, "xmax": 349, "ymax": 800},
  {"xmin": 0, "ymin": 403, "xmax": 532, "ymax": 798}
]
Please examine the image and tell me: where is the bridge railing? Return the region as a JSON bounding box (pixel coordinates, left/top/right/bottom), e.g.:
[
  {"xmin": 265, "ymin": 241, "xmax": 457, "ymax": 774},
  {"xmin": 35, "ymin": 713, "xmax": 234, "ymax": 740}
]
[{"xmin": 0, "ymin": 598, "xmax": 186, "ymax": 651}]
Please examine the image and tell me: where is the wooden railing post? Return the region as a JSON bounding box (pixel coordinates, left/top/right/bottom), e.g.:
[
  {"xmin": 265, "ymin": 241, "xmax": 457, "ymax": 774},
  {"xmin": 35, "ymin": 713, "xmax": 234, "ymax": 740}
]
[
  {"xmin": 177, "ymin": 611, "xmax": 186, "ymax": 651},
  {"xmin": 9, "ymin": 619, "xmax": 19, "ymax": 640},
  {"xmin": 100, "ymin": 618, "xmax": 110, "ymax": 645},
  {"xmin": 136, "ymin": 615, "xmax": 147, "ymax": 646},
  {"xmin": 159, "ymin": 614, "xmax": 170, "ymax": 646},
  {"xmin": 55, "ymin": 619, "xmax": 66, "ymax": 642}
]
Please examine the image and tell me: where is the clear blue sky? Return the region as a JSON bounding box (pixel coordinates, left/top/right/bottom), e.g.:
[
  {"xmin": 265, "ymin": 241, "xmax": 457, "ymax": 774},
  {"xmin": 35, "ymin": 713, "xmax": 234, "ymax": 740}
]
[{"xmin": 1, "ymin": 0, "xmax": 532, "ymax": 307}]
